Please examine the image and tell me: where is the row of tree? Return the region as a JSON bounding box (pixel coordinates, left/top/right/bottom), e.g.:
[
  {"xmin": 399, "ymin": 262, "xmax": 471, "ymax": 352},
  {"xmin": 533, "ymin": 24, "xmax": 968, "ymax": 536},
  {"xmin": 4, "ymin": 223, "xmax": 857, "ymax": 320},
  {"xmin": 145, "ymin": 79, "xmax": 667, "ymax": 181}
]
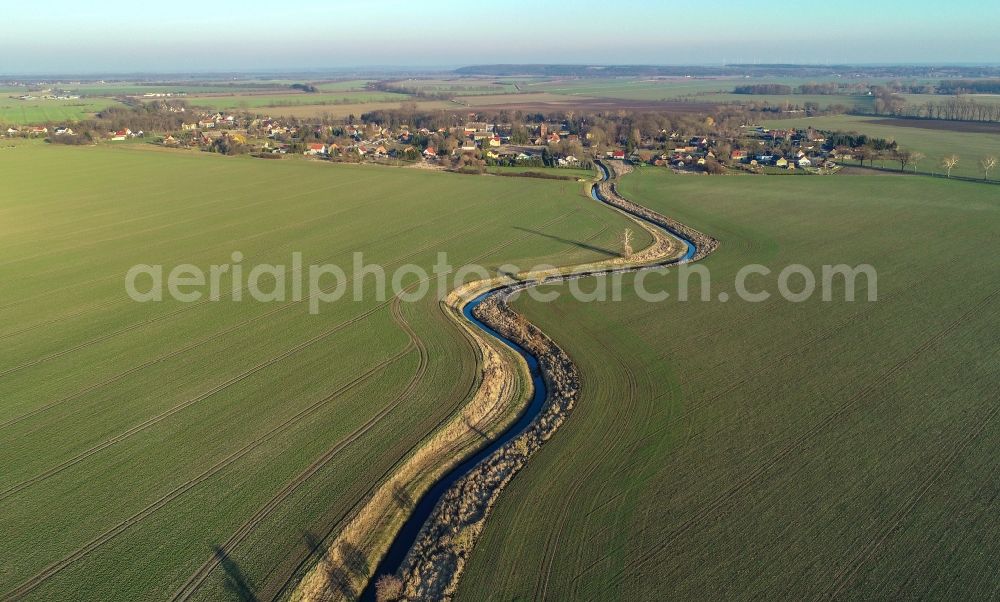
[
  {"xmin": 851, "ymin": 148, "xmax": 996, "ymax": 180},
  {"xmin": 871, "ymin": 92, "xmax": 1000, "ymax": 122}
]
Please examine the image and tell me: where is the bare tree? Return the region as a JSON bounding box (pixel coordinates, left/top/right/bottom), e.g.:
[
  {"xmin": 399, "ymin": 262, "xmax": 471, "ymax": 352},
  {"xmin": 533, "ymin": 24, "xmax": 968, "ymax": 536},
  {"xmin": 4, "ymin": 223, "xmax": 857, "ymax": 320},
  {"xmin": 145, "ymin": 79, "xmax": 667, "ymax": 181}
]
[
  {"xmin": 619, "ymin": 228, "xmax": 634, "ymax": 259},
  {"xmin": 893, "ymin": 149, "xmax": 913, "ymax": 172},
  {"xmin": 941, "ymin": 155, "xmax": 959, "ymax": 178},
  {"xmin": 375, "ymin": 575, "xmax": 403, "ymax": 602},
  {"xmin": 910, "ymin": 151, "xmax": 925, "ymax": 173},
  {"xmin": 513, "ymin": 312, "xmax": 531, "ymax": 339},
  {"xmin": 981, "ymin": 155, "xmax": 997, "ymax": 181},
  {"xmin": 854, "ymin": 146, "xmax": 872, "ymax": 167}
]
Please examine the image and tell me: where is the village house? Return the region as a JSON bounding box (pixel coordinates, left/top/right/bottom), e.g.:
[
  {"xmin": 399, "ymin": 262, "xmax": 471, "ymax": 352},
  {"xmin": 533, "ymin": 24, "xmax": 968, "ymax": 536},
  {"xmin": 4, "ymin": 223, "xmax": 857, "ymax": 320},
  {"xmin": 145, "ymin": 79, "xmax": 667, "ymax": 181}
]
[{"xmin": 304, "ymin": 143, "xmax": 327, "ymax": 156}]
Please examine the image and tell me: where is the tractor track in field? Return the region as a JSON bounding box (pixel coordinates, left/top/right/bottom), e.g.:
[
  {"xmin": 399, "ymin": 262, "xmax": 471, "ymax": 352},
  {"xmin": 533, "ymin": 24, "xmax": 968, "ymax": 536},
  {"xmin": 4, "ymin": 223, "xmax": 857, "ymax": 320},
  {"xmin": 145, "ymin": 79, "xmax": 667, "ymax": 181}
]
[
  {"xmin": 0, "ymin": 172, "xmax": 386, "ymax": 267},
  {"xmin": 825, "ymin": 382, "xmax": 1000, "ymax": 597},
  {"xmin": 0, "ymin": 173, "xmax": 385, "ymax": 270},
  {"xmin": 0, "ymin": 178, "xmax": 527, "ymax": 323},
  {"xmin": 563, "ymin": 277, "xmax": 982, "ymax": 589},
  {"xmin": 260, "ymin": 212, "xmax": 589, "ymax": 601},
  {"xmin": 0, "ymin": 189, "xmax": 387, "ymax": 337},
  {"xmin": 169, "ymin": 292, "xmax": 431, "ymax": 602},
  {"xmin": 331, "ymin": 160, "xmax": 716, "ymax": 602},
  {"xmin": 530, "ymin": 304, "xmax": 642, "ymax": 602},
  {"xmin": 2, "ymin": 349, "xmax": 410, "ymax": 601},
  {"xmin": 0, "ymin": 210, "xmax": 506, "ymax": 429},
  {"xmin": 0, "ymin": 209, "xmax": 579, "ymax": 506},
  {"xmin": 593, "ymin": 275, "xmax": 928, "ymax": 473},
  {"xmin": 602, "ymin": 287, "xmax": 999, "ymax": 588},
  {"xmin": 0, "ymin": 194, "xmax": 529, "ymax": 378},
  {"xmin": 260, "ymin": 306, "xmax": 481, "ymax": 602},
  {"xmin": 162, "ymin": 210, "xmax": 582, "ymax": 601},
  {"xmin": 0, "ymin": 201, "xmax": 562, "ymax": 433},
  {"xmin": 3, "ymin": 198, "xmax": 568, "ymax": 600}
]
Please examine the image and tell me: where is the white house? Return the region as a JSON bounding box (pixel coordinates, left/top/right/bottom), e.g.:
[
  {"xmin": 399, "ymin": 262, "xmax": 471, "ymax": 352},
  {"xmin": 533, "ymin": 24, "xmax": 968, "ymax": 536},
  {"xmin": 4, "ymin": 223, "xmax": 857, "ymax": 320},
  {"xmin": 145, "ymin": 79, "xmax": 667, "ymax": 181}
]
[{"xmin": 304, "ymin": 143, "xmax": 327, "ymax": 156}]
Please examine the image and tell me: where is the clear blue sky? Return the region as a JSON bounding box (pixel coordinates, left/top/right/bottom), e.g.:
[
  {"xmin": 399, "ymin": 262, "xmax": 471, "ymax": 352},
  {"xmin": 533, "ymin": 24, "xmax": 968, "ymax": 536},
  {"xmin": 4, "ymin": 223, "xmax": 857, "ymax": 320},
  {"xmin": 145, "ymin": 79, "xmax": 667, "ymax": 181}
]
[{"xmin": 2, "ymin": 0, "xmax": 997, "ymax": 74}]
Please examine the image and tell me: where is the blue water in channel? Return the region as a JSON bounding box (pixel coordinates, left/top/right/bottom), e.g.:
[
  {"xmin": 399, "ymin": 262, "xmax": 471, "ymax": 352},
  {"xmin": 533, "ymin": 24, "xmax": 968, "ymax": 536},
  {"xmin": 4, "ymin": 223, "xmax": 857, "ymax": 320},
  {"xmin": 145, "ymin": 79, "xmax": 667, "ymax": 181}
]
[{"xmin": 362, "ymin": 167, "xmax": 695, "ymax": 598}]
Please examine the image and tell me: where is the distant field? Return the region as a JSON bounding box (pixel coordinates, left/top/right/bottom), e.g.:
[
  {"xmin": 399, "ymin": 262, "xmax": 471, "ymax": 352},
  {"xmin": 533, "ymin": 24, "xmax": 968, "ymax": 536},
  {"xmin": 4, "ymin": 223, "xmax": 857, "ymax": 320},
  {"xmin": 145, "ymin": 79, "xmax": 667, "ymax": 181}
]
[
  {"xmin": 459, "ymin": 169, "xmax": 1000, "ymax": 601},
  {"xmin": 531, "ymin": 77, "xmax": 744, "ymax": 100},
  {"xmin": 0, "ymin": 97, "xmax": 124, "ymax": 125},
  {"xmin": 712, "ymin": 93, "xmax": 875, "ymax": 110},
  {"xmin": 485, "ymin": 166, "xmax": 595, "ymax": 179},
  {"xmin": 454, "ymin": 92, "xmax": 588, "ymax": 107},
  {"xmin": 764, "ymin": 114, "xmax": 1000, "ymax": 180},
  {"xmin": 898, "ymin": 93, "xmax": 1000, "ymax": 108},
  {"xmin": 0, "ymin": 142, "xmax": 643, "ymax": 601},
  {"xmin": 266, "ymin": 99, "xmax": 455, "ymax": 119},
  {"xmin": 185, "ymin": 91, "xmax": 411, "ymax": 111},
  {"xmin": 312, "ymin": 79, "xmax": 374, "ymax": 92},
  {"xmin": 531, "ymin": 77, "xmax": 882, "ymax": 107},
  {"xmin": 387, "ymin": 78, "xmax": 524, "ymax": 96}
]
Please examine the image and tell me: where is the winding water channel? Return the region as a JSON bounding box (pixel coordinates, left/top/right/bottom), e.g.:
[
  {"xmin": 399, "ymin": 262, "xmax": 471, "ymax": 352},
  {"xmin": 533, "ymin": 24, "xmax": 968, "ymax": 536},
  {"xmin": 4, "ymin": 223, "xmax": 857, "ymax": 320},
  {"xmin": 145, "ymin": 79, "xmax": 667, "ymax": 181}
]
[{"xmin": 362, "ymin": 162, "xmax": 698, "ymax": 599}]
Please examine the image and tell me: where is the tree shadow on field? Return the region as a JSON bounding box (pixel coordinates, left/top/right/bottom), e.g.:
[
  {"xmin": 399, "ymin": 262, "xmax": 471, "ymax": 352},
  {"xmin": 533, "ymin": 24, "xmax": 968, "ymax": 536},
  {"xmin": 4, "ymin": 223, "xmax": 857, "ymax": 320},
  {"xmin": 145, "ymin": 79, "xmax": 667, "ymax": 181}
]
[
  {"xmin": 214, "ymin": 546, "xmax": 258, "ymax": 602},
  {"xmin": 392, "ymin": 484, "xmax": 414, "ymax": 510},
  {"xmin": 302, "ymin": 533, "xmax": 371, "ymax": 599},
  {"xmin": 462, "ymin": 415, "xmax": 488, "ymax": 440},
  {"xmin": 513, "ymin": 226, "xmax": 617, "ymax": 257}
]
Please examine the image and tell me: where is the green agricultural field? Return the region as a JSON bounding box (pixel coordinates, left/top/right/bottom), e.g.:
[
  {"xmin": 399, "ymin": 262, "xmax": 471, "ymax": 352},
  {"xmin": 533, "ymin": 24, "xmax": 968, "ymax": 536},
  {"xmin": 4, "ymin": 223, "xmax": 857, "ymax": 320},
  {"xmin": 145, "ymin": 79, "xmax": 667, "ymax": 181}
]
[
  {"xmin": 458, "ymin": 170, "xmax": 1000, "ymax": 600},
  {"xmin": 313, "ymin": 79, "xmax": 374, "ymax": 92},
  {"xmin": 530, "ymin": 77, "xmax": 743, "ymax": 100},
  {"xmin": 264, "ymin": 99, "xmax": 455, "ymax": 119},
  {"xmin": 532, "ymin": 77, "xmax": 881, "ymax": 107},
  {"xmin": 898, "ymin": 93, "xmax": 1000, "ymax": 108},
  {"xmin": 185, "ymin": 91, "xmax": 412, "ymax": 111},
  {"xmin": 387, "ymin": 78, "xmax": 524, "ymax": 96},
  {"xmin": 0, "ymin": 97, "xmax": 124, "ymax": 125},
  {"xmin": 764, "ymin": 114, "xmax": 1000, "ymax": 180},
  {"xmin": 712, "ymin": 93, "xmax": 875, "ymax": 110},
  {"xmin": 0, "ymin": 142, "xmax": 650, "ymax": 601},
  {"xmin": 485, "ymin": 165, "xmax": 595, "ymax": 179}
]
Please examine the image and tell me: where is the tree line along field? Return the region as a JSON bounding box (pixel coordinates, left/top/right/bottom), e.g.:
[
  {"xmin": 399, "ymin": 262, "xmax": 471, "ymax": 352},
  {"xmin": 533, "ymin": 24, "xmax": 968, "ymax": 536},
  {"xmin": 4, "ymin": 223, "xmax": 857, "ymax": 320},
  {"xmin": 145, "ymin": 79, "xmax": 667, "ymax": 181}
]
[
  {"xmin": 0, "ymin": 142, "xmax": 653, "ymax": 601},
  {"xmin": 457, "ymin": 169, "xmax": 1000, "ymax": 600},
  {"xmin": 764, "ymin": 115, "xmax": 1000, "ymax": 180}
]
